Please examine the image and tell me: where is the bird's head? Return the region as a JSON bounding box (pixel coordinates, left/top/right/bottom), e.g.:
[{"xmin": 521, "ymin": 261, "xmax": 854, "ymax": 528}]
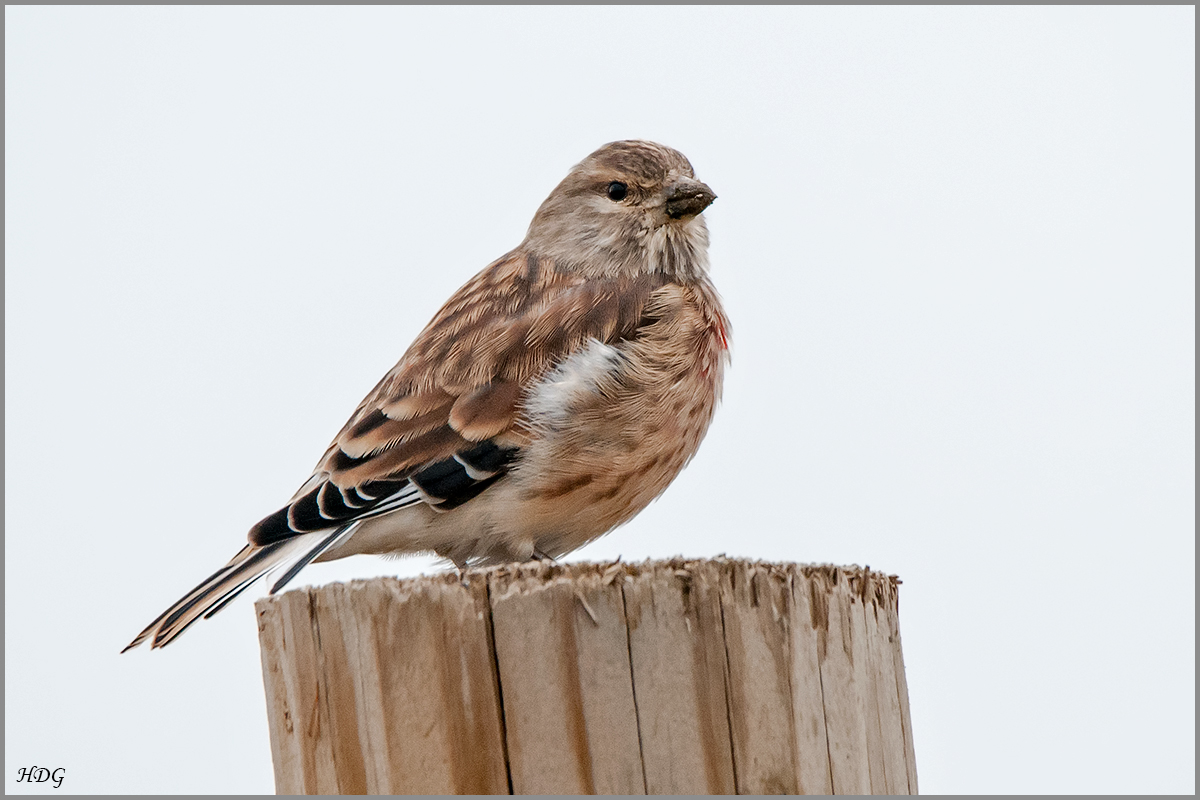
[{"xmin": 524, "ymin": 140, "xmax": 715, "ymax": 279}]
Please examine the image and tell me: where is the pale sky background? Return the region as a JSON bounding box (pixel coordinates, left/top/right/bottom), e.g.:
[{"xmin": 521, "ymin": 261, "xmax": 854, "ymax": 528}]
[{"xmin": 5, "ymin": 6, "xmax": 1194, "ymax": 795}]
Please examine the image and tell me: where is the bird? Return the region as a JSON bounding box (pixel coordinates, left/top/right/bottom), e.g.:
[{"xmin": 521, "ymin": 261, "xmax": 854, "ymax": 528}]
[{"xmin": 124, "ymin": 139, "xmax": 730, "ymax": 651}]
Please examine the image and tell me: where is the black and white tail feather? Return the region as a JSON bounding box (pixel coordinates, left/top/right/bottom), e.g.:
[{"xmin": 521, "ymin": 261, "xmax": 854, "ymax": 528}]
[
  {"xmin": 122, "ymin": 523, "xmax": 360, "ymax": 651},
  {"xmin": 123, "ymin": 444, "xmax": 510, "ymax": 650}
]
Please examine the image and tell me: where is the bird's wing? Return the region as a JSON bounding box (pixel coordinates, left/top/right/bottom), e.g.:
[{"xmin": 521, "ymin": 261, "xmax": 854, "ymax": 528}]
[{"xmin": 248, "ymin": 250, "xmax": 670, "ymax": 547}]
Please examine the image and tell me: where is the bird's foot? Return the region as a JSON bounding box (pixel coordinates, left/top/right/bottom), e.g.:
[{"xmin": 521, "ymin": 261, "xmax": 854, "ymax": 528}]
[{"xmin": 449, "ymin": 558, "xmax": 471, "ymax": 588}]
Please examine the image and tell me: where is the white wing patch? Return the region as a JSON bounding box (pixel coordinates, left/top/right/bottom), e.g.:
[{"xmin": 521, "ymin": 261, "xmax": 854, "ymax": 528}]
[{"xmin": 525, "ymin": 338, "xmax": 625, "ymax": 428}]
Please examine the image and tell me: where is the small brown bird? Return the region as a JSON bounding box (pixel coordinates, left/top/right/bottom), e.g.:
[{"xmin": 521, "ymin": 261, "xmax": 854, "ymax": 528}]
[{"xmin": 125, "ymin": 140, "xmax": 730, "ymax": 650}]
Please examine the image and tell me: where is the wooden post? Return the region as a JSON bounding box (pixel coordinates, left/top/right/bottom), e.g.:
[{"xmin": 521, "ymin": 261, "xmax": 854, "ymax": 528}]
[{"xmin": 256, "ymin": 558, "xmax": 918, "ymax": 795}]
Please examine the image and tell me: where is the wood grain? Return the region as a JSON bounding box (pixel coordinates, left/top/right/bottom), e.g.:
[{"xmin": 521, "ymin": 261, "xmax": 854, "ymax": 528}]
[
  {"xmin": 622, "ymin": 561, "xmax": 736, "ymax": 794},
  {"xmin": 256, "ymin": 558, "xmax": 916, "ymax": 795},
  {"xmin": 488, "ymin": 562, "xmax": 644, "ymax": 794}
]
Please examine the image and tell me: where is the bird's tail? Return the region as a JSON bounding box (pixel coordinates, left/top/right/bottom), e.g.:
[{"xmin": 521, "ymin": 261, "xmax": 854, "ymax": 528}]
[{"xmin": 122, "ymin": 524, "xmax": 356, "ymax": 652}]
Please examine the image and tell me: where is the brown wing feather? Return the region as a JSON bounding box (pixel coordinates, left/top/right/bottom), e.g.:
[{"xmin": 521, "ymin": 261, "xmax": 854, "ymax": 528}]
[{"xmin": 247, "ymin": 250, "xmax": 668, "ymax": 546}]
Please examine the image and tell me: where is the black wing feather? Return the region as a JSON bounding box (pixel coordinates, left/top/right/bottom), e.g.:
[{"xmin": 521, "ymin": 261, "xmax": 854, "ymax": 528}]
[{"xmin": 248, "ymin": 441, "xmax": 520, "ymax": 546}]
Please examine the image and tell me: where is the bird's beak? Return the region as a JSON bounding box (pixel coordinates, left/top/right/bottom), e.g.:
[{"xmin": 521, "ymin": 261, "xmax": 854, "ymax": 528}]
[{"xmin": 664, "ymin": 178, "xmax": 716, "ymax": 220}]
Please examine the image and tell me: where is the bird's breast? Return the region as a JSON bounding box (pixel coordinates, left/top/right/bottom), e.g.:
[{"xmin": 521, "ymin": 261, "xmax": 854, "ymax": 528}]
[{"xmin": 503, "ymin": 281, "xmax": 729, "ymax": 553}]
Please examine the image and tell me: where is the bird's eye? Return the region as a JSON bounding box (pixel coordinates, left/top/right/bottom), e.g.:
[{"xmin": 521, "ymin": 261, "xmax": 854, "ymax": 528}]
[{"xmin": 606, "ymin": 182, "xmax": 628, "ymax": 202}]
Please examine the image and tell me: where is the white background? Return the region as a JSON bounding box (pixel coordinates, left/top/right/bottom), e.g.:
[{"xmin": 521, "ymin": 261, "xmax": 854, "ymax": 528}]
[{"xmin": 5, "ymin": 6, "xmax": 1194, "ymax": 794}]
